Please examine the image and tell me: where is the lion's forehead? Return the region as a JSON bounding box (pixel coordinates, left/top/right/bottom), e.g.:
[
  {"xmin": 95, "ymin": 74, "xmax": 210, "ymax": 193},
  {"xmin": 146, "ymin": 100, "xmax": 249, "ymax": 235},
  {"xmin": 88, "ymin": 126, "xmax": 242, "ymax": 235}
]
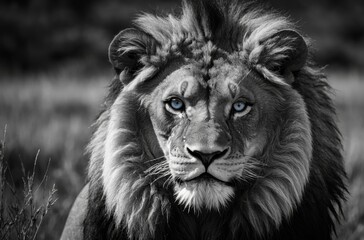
[
  {"xmin": 208, "ymin": 57, "xmax": 248, "ymax": 83},
  {"xmin": 161, "ymin": 61, "xmax": 252, "ymax": 102}
]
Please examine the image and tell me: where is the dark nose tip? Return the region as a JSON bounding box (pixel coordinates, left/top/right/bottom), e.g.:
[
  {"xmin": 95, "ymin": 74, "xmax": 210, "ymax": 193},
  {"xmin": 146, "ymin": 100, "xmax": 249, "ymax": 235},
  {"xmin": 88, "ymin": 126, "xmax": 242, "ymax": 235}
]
[{"xmin": 186, "ymin": 147, "xmax": 229, "ymax": 168}]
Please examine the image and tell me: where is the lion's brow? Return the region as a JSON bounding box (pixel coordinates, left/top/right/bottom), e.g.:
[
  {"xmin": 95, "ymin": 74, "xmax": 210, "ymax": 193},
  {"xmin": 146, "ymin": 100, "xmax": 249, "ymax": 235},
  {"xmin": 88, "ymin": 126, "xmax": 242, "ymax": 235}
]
[{"xmin": 180, "ymin": 81, "xmax": 188, "ymax": 97}]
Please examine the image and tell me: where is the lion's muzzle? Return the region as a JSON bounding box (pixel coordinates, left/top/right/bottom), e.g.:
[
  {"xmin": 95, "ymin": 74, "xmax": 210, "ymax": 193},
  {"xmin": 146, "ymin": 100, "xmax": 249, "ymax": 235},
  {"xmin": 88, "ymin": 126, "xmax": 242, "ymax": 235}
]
[{"xmin": 169, "ymin": 119, "xmax": 238, "ymax": 184}]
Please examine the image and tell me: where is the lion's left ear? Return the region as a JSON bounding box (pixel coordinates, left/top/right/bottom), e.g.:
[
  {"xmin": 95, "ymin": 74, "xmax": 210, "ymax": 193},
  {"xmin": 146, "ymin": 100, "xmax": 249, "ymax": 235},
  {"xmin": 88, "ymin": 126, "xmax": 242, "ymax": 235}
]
[{"xmin": 253, "ymin": 30, "xmax": 308, "ymax": 84}]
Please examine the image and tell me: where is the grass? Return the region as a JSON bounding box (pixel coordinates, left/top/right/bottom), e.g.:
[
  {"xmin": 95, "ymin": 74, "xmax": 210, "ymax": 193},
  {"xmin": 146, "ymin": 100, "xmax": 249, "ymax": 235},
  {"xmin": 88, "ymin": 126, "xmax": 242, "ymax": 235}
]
[
  {"xmin": 0, "ymin": 72, "xmax": 108, "ymax": 239},
  {"xmin": 0, "ymin": 130, "xmax": 57, "ymax": 240},
  {"xmin": 0, "ymin": 70, "xmax": 363, "ymax": 239}
]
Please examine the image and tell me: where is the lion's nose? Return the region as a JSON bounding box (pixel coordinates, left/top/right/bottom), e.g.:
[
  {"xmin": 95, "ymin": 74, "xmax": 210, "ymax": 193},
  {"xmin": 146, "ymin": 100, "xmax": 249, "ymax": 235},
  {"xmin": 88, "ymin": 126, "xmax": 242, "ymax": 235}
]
[{"xmin": 186, "ymin": 147, "xmax": 229, "ymax": 168}]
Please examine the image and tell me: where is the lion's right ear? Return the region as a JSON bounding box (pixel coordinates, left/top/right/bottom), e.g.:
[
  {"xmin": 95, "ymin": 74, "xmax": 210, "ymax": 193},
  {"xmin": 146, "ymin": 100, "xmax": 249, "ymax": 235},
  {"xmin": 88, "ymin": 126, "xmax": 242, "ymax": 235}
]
[{"xmin": 108, "ymin": 28, "xmax": 158, "ymax": 84}]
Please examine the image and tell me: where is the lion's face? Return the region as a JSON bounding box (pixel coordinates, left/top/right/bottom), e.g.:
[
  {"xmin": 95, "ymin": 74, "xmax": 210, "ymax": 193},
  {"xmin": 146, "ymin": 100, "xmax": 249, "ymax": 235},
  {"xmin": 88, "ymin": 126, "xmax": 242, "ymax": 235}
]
[
  {"xmin": 144, "ymin": 58, "xmax": 282, "ymax": 211},
  {"xmin": 87, "ymin": 2, "xmax": 346, "ymax": 239},
  {"xmin": 101, "ymin": 21, "xmax": 314, "ymax": 235}
]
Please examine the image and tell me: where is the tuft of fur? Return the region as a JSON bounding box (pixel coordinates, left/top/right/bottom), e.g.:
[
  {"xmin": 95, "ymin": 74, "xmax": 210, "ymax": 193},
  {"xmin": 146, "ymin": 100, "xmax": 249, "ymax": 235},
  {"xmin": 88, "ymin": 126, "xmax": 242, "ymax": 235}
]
[
  {"xmin": 174, "ymin": 180, "xmax": 234, "ymax": 212},
  {"xmin": 126, "ymin": 0, "xmax": 303, "ymax": 86},
  {"xmin": 83, "ymin": 1, "xmax": 347, "ymax": 240}
]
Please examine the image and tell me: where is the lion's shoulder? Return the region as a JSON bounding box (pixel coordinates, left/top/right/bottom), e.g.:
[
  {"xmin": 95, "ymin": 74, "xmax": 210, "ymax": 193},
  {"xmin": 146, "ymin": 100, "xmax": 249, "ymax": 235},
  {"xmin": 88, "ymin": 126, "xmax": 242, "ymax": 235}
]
[{"xmin": 60, "ymin": 184, "xmax": 89, "ymax": 240}]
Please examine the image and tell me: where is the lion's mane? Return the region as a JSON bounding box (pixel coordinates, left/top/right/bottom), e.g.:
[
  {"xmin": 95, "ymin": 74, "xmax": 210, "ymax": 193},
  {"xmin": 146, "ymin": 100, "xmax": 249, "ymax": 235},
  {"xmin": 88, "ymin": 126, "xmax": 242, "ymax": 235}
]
[{"xmin": 83, "ymin": 1, "xmax": 346, "ymax": 240}]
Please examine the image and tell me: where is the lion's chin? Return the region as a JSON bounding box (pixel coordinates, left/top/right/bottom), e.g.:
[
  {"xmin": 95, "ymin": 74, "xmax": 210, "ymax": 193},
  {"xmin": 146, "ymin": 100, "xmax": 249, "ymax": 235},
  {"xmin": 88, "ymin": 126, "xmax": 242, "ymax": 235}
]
[{"xmin": 174, "ymin": 178, "xmax": 234, "ymax": 212}]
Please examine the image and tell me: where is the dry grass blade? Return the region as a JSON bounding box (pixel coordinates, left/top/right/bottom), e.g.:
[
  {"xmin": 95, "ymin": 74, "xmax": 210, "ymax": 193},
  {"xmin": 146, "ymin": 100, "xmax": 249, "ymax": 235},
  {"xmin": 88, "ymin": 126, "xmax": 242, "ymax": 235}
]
[
  {"xmin": 0, "ymin": 126, "xmax": 7, "ymax": 234},
  {"xmin": 0, "ymin": 127, "xmax": 57, "ymax": 240}
]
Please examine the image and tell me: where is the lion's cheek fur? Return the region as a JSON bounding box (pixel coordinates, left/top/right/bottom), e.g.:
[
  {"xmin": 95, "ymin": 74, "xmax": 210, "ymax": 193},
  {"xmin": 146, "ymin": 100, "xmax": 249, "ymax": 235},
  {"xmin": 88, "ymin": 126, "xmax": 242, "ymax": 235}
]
[
  {"xmin": 102, "ymin": 91, "xmax": 172, "ymax": 239},
  {"xmin": 230, "ymin": 87, "xmax": 312, "ymax": 235}
]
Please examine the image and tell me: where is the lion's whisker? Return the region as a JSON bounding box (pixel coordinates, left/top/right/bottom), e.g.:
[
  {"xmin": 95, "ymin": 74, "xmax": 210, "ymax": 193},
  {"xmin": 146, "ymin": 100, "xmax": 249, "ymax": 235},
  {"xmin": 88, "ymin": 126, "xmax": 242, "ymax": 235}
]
[
  {"xmin": 151, "ymin": 172, "xmax": 171, "ymax": 185},
  {"xmin": 144, "ymin": 161, "xmax": 169, "ymax": 174},
  {"xmin": 145, "ymin": 156, "xmax": 166, "ymax": 163},
  {"xmin": 163, "ymin": 175, "xmax": 174, "ymax": 189}
]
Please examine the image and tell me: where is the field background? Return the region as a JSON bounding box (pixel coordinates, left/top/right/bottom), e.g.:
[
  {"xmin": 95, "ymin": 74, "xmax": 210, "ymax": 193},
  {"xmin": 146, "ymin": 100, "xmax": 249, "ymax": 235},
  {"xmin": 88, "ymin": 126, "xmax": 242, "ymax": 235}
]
[{"xmin": 1, "ymin": 0, "xmax": 363, "ymax": 239}]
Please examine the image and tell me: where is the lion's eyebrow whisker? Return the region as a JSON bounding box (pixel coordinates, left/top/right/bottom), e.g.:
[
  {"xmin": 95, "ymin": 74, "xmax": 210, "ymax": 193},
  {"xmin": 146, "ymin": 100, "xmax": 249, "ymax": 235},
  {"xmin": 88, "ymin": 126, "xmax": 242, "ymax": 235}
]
[{"xmin": 237, "ymin": 69, "xmax": 252, "ymax": 86}]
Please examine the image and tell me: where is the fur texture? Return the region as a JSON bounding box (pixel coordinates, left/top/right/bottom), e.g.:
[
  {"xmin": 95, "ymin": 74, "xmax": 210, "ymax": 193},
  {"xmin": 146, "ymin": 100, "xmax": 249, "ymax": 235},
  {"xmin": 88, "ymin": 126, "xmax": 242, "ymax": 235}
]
[{"xmin": 83, "ymin": 1, "xmax": 347, "ymax": 240}]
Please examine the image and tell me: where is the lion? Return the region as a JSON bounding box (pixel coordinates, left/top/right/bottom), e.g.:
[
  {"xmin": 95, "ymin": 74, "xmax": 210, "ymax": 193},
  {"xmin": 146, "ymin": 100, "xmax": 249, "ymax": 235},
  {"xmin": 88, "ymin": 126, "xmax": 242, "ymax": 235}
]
[{"xmin": 60, "ymin": 0, "xmax": 347, "ymax": 239}]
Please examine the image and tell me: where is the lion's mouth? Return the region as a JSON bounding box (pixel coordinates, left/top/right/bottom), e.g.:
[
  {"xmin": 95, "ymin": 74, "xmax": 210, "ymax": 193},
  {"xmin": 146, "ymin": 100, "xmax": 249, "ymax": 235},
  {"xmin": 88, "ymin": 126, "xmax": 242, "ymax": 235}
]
[{"xmin": 177, "ymin": 172, "xmax": 232, "ymax": 186}]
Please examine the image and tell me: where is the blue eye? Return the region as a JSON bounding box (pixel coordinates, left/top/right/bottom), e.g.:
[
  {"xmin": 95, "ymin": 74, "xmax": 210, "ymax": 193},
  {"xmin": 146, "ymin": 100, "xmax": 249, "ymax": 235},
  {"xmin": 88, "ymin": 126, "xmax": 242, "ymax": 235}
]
[
  {"xmin": 233, "ymin": 101, "xmax": 247, "ymax": 112},
  {"xmin": 168, "ymin": 98, "xmax": 184, "ymax": 111}
]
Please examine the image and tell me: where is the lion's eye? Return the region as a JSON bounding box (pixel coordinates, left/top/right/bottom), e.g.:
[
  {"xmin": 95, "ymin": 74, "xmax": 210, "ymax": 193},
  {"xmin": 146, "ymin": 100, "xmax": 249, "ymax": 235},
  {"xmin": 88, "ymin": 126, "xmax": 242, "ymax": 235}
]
[
  {"xmin": 233, "ymin": 101, "xmax": 246, "ymax": 112},
  {"xmin": 167, "ymin": 98, "xmax": 185, "ymax": 111},
  {"xmin": 232, "ymin": 100, "xmax": 252, "ymax": 116}
]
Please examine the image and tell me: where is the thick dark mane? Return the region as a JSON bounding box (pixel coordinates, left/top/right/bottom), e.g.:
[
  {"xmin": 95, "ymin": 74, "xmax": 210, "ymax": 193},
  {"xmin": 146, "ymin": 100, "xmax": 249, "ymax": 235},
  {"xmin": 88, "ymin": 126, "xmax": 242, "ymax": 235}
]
[{"xmin": 82, "ymin": 1, "xmax": 347, "ymax": 240}]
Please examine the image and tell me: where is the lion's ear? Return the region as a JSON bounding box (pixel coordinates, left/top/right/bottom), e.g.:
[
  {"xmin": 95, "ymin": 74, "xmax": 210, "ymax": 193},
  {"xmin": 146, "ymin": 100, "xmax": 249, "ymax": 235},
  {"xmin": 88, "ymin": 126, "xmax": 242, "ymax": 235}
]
[
  {"xmin": 108, "ymin": 28, "xmax": 158, "ymax": 83},
  {"xmin": 254, "ymin": 30, "xmax": 308, "ymax": 84}
]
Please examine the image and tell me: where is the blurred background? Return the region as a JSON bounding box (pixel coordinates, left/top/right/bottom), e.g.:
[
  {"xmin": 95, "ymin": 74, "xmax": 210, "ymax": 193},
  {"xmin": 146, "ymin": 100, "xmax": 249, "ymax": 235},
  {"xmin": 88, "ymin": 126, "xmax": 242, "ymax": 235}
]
[{"xmin": 0, "ymin": 0, "xmax": 363, "ymax": 239}]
